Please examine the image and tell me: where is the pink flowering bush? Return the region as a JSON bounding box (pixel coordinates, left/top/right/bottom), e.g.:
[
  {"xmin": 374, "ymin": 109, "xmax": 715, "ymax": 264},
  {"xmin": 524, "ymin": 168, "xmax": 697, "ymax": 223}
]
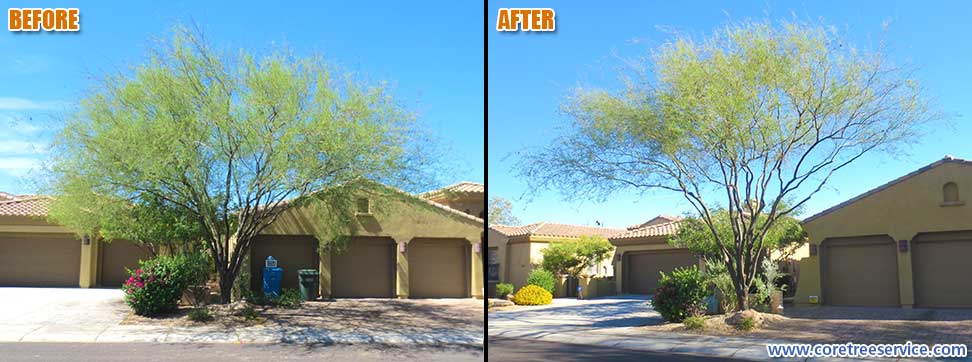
[{"xmin": 122, "ymin": 253, "xmax": 209, "ymax": 316}]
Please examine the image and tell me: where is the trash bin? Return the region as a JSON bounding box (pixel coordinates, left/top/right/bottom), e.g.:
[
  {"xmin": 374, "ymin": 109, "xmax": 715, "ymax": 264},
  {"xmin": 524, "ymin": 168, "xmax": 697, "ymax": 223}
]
[
  {"xmin": 263, "ymin": 256, "xmax": 282, "ymax": 299},
  {"xmin": 297, "ymin": 269, "xmax": 320, "ymax": 301}
]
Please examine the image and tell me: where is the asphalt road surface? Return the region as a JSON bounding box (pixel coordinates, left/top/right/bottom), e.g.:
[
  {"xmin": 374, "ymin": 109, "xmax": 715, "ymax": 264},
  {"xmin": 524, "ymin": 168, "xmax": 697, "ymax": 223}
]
[
  {"xmin": 0, "ymin": 342, "xmax": 483, "ymax": 361},
  {"xmin": 488, "ymin": 337, "xmax": 748, "ymax": 362}
]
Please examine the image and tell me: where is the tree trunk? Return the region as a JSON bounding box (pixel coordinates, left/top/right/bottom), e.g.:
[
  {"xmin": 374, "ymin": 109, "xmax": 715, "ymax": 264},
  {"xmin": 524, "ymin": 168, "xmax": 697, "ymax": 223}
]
[
  {"xmin": 733, "ymin": 274, "xmax": 751, "ymax": 311},
  {"xmin": 218, "ymin": 270, "xmax": 235, "ymax": 304}
]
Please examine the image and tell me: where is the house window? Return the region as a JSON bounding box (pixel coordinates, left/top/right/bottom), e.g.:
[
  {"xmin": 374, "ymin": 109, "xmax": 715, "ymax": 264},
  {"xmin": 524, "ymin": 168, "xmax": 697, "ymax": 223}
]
[
  {"xmin": 356, "ymin": 198, "xmax": 370, "ymax": 214},
  {"xmin": 942, "ymin": 182, "xmax": 964, "ymax": 206},
  {"xmin": 487, "ymin": 247, "xmax": 499, "ymax": 281}
]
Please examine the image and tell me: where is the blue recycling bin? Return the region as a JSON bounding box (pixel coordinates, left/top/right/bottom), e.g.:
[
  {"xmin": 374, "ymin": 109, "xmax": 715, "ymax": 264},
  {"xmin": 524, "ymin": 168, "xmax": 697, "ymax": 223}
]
[{"xmin": 262, "ymin": 256, "xmax": 282, "ymax": 298}]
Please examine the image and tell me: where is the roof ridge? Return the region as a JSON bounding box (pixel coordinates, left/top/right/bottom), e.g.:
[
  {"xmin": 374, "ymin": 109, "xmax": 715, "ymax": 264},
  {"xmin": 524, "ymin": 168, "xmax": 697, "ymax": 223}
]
[{"xmin": 802, "ymin": 156, "xmax": 972, "ymax": 224}]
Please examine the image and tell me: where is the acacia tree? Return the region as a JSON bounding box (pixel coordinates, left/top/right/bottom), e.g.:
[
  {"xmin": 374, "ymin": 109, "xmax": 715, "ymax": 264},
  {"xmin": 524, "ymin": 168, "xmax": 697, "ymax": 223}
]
[
  {"xmin": 48, "ymin": 27, "xmax": 431, "ymax": 303},
  {"xmin": 49, "ymin": 193, "xmax": 202, "ymax": 257},
  {"xmin": 517, "ymin": 20, "xmax": 937, "ymax": 310}
]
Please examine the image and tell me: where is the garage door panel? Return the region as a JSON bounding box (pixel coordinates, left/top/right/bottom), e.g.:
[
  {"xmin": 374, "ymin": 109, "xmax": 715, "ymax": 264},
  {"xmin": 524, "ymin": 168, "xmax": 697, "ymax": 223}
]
[
  {"xmin": 250, "ymin": 235, "xmax": 319, "ymax": 292},
  {"xmin": 913, "ymin": 233, "xmax": 972, "ymax": 308},
  {"xmin": 100, "ymin": 240, "xmax": 152, "ymax": 287},
  {"xmin": 331, "ymin": 237, "xmax": 395, "ymax": 298},
  {"xmin": 822, "ymin": 236, "xmax": 899, "ymax": 307},
  {"xmin": 624, "ymin": 250, "xmax": 697, "ymax": 295},
  {"xmin": 409, "ymin": 238, "xmax": 467, "ymax": 298},
  {"xmin": 0, "ymin": 234, "xmax": 81, "ymax": 287}
]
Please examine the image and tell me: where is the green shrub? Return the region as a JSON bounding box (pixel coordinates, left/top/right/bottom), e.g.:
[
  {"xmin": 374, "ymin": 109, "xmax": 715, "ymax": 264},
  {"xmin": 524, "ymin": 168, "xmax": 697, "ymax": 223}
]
[
  {"xmin": 703, "ymin": 259, "xmax": 736, "ymax": 313},
  {"xmin": 495, "ymin": 283, "xmax": 514, "ymax": 298},
  {"xmin": 512, "ymin": 284, "xmax": 553, "ymax": 305},
  {"xmin": 526, "ymin": 269, "xmax": 556, "ymax": 294},
  {"xmin": 652, "ymin": 265, "xmax": 708, "ymax": 323},
  {"xmin": 240, "ymin": 305, "xmax": 260, "ymax": 321},
  {"xmin": 276, "ymin": 288, "xmax": 302, "ymax": 309},
  {"xmin": 735, "ymin": 316, "xmax": 755, "ymax": 331},
  {"xmin": 122, "ymin": 253, "xmax": 210, "ymax": 316},
  {"xmin": 187, "ymin": 307, "xmax": 213, "ymax": 322},
  {"xmin": 683, "ymin": 315, "xmax": 706, "ymax": 330},
  {"xmin": 245, "ymin": 288, "xmax": 301, "ymax": 308}
]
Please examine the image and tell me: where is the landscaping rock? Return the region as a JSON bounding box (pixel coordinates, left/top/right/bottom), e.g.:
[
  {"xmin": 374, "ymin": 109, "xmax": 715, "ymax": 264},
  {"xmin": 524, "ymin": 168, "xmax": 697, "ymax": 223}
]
[
  {"xmin": 490, "ymin": 299, "xmax": 514, "ymax": 308},
  {"xmin": 726, "ymin": 310, "xmax": 764, "ymax": 328}
]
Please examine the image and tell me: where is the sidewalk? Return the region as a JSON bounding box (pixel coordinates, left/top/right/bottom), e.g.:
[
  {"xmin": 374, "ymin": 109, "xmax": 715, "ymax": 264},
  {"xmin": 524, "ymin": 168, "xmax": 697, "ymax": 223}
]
[{"xmin": 3, "ymin": 324, "xmax": 483, "ymax": 347}]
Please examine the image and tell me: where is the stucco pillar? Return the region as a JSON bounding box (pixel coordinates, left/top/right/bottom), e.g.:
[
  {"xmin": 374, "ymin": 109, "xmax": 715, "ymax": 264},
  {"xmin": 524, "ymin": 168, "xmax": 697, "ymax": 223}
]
[
  {"xmin": 793, "ymin": 253, "xmax": 820, "ymax": 305},
  {"xmin": 891, "ymin": 233, "xmax": 915, "ymax": 308},
  {"xmin": 319, "ymin": 249, "xmax": 332, "ymax": 298},
  {"xmin": 395, "ymin": 237, "xmax": 409, "ymax": 299},
  {"xmin": 79, "ymin": 237, "xmax": 100, "ymax": 288},
  {"xmin": 470, "ymin": 237, "xmax": 483, "ymax": 299}
]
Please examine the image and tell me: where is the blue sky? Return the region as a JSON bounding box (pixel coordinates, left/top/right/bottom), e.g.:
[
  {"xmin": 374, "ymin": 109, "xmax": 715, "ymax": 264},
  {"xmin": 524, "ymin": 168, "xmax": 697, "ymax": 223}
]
[
  {"xmin": 488, "ymin": 1, "xmax": 972, "ymax": 228},
  {"xmin": 0, "ymin": 1, "xmax": 483, "ymax": 195}
]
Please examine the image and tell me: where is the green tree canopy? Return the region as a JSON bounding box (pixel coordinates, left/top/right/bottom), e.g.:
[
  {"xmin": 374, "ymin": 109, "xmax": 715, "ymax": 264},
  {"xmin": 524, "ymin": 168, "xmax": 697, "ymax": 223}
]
[
  {"xmin": 540, "ymin": 235, "xmax": 615, "ymax": 277},
  {"xmin": 669, "ymin": 210, "xmax": 806, "ymax": 263},
  {"xmin": 518, "ymin": 20, "xmax": 937, "ymax": 309},
  {"xmin": 488, "ymin": 196, "xmax": 521, "ymax": 225},
  {"xmin": 46, "ymin": 26, "xmax": 433, "ymax": 303}
]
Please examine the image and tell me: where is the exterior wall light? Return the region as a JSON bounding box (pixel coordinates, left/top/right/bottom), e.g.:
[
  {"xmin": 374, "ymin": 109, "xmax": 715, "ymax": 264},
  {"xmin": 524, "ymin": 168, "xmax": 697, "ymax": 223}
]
[{"xmin": 81, "ymin": 235, "xmax": 90, "ymax": 245}]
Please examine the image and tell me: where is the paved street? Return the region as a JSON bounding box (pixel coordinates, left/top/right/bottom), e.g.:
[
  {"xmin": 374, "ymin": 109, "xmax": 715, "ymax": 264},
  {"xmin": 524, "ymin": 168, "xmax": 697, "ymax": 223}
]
[
  {"xmin": 0, "ymin": 342, "xmax": 483, "ymax": 361},
  {"xmin": 488, "ymin": 296, "xmax": 796, "ymax": 361},
  {"xmin": 489, "ymin": 336, "xmax": 744, "ymax": 362}
]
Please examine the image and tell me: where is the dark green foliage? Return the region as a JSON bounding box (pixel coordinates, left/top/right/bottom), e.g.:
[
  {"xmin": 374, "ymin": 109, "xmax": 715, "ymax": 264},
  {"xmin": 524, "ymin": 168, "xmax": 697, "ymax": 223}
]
[
  {"xmin": 122, "ymin": 253, "xmax": 210, "ymax": 316},
  {"xmin": 495, "ymin": 283, "xmax": 514, "ymax": 298},
  {"xmin": 652, "ymin": 266, "xmax": 708, "ymax": 323},
  {"xmin": 526, "ymin": 269, "xmax": 556, "ymax": 294}
]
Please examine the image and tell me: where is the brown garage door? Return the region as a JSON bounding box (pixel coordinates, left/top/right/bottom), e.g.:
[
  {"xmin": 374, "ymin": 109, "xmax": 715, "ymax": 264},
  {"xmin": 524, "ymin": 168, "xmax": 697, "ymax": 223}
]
[
  {"xmin": 912, "ymin": 231, "xmax": 972, "ymax": 308},
  {"xmin": 331, "ymin": 237, "xmax": 395, "ymax": 298},
  {"xmin": 250, "ymin": 235, "xmax": 319, "ymax": 292},
  {"xmin": 624, "ymin": 249, "xmax": 697, "ymax": 294},
  {"xmin": 822, "ymin": 236, "xmax": 899, "ymax": 307},
  {"xmin": 100, "ymin": 240, "xmax": 153, "ymax": 287},
  {"xmin": 409, "ymin": 238, "xmax": 467, "ymax": 298},
  {"xmin": 0, "ymin": 233, "xmax": 81, "ymax": 287}
]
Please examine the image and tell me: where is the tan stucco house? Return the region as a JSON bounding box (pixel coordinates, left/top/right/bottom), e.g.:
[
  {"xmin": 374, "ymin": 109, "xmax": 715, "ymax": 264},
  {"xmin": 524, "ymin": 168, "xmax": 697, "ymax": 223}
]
[
  {"xmin": 0, "ymin": 195, "xmax": 149, "ymax": 288},
  {"xmin": 0, "ymin": 182, "xmax": 485, "ymax": 300},
  {"xmin": 608, "ymin": 215, "xmax": 703, "ymax": 295},
  {"xmin": 487, "ymin": 222, "xmax": 623, "ymax": 296},
  {"xmin": 795, "ymin": 156, "xmax": 972, "ymax": 308},
  {"xmin": 254, "ymin": 184, "xmax": 484, "ymax": 299},
  {"xmin": 420, "ymin": 181, "xmax": 485, "ymax": 219}
]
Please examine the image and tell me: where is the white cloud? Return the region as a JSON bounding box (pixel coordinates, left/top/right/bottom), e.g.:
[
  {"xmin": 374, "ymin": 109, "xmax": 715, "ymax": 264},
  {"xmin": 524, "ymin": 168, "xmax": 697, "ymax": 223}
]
[
  {"xmin": 0, "ymin": 98, "xmax": 64, "ymax": 110},
  {"xmin": 0, "ymin": 140, "xmax": 48, "ymax": 155},
  {"xmin": 0, "ymin": 157, "xmax": 40, "ymax": 177}
]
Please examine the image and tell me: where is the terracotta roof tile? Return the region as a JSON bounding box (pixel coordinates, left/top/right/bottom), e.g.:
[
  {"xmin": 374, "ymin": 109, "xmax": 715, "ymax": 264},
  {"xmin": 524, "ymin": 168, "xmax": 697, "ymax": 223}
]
[
  {"xmin": 625, "ymin": 215, "xmax": 682, "ymax": 230},
  {"xmin": 489, "ymin": 222, "xmax": 623, "ymax": 238},
  {"xmin": 610, "ymin": 220, "xmax": 682, "ymax": 240},
  {"xmin": 420, "ymin": 181, "xmax": 484, "ymax": 198},
  {"xmin": 0, "ymin": 196, "xmax": 52, "ymax": 216}
]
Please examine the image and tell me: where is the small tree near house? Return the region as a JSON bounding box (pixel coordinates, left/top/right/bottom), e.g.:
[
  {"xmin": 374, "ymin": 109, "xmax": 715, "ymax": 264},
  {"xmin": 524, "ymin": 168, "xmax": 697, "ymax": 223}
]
[
  {"xmin": 540, "ymin": 235, "xmax": 615, "ymax": 278},
  {"xmin": 517, "ymin": 20, "xmax": 937, "ymax": 310},
  {"xmin": 46, "ymin": 26, "xmax": 434, "ymax": 304}
]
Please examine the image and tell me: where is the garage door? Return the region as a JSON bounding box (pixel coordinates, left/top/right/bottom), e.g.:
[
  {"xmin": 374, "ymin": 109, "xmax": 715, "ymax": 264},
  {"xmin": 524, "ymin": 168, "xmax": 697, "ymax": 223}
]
[
  {"xmin": 100, "ymin": 240, "xmax": 152, "ymax": 287},
  {"xmin": 623, "ymin": 249, "xmax": 697, "ymax": 294},
  {"xmin": 822, "ymin": 236, "xmax": 899, "ymax": 307},
  {"xmin": 0, "ymin": 233, "xmax": 80, "ymax": 287},
  {"xmin": 250, "ymin": 235, "xmax": 319, "ymax": 292},
  {"xmin": 331, "ymin": 237, "xmax": 395, "ymax": 298},
  {"xmin": 912, "ymin": 231, "xmax": 972, "ymax": 308},
  {"xmin": 409, "ymin": 238, "xmax": 467, "ymax": 298}
]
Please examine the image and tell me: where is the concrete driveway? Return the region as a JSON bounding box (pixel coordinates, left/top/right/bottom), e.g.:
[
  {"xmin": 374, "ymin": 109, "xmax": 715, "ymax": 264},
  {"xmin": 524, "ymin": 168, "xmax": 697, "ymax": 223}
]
[
  {"xmin": 0, "ymin": 287, "xmax": 127, "ymax": 342},
  {"xmin": 488, "ymin": 295, "xmax": 661, "ymax": 337}
]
